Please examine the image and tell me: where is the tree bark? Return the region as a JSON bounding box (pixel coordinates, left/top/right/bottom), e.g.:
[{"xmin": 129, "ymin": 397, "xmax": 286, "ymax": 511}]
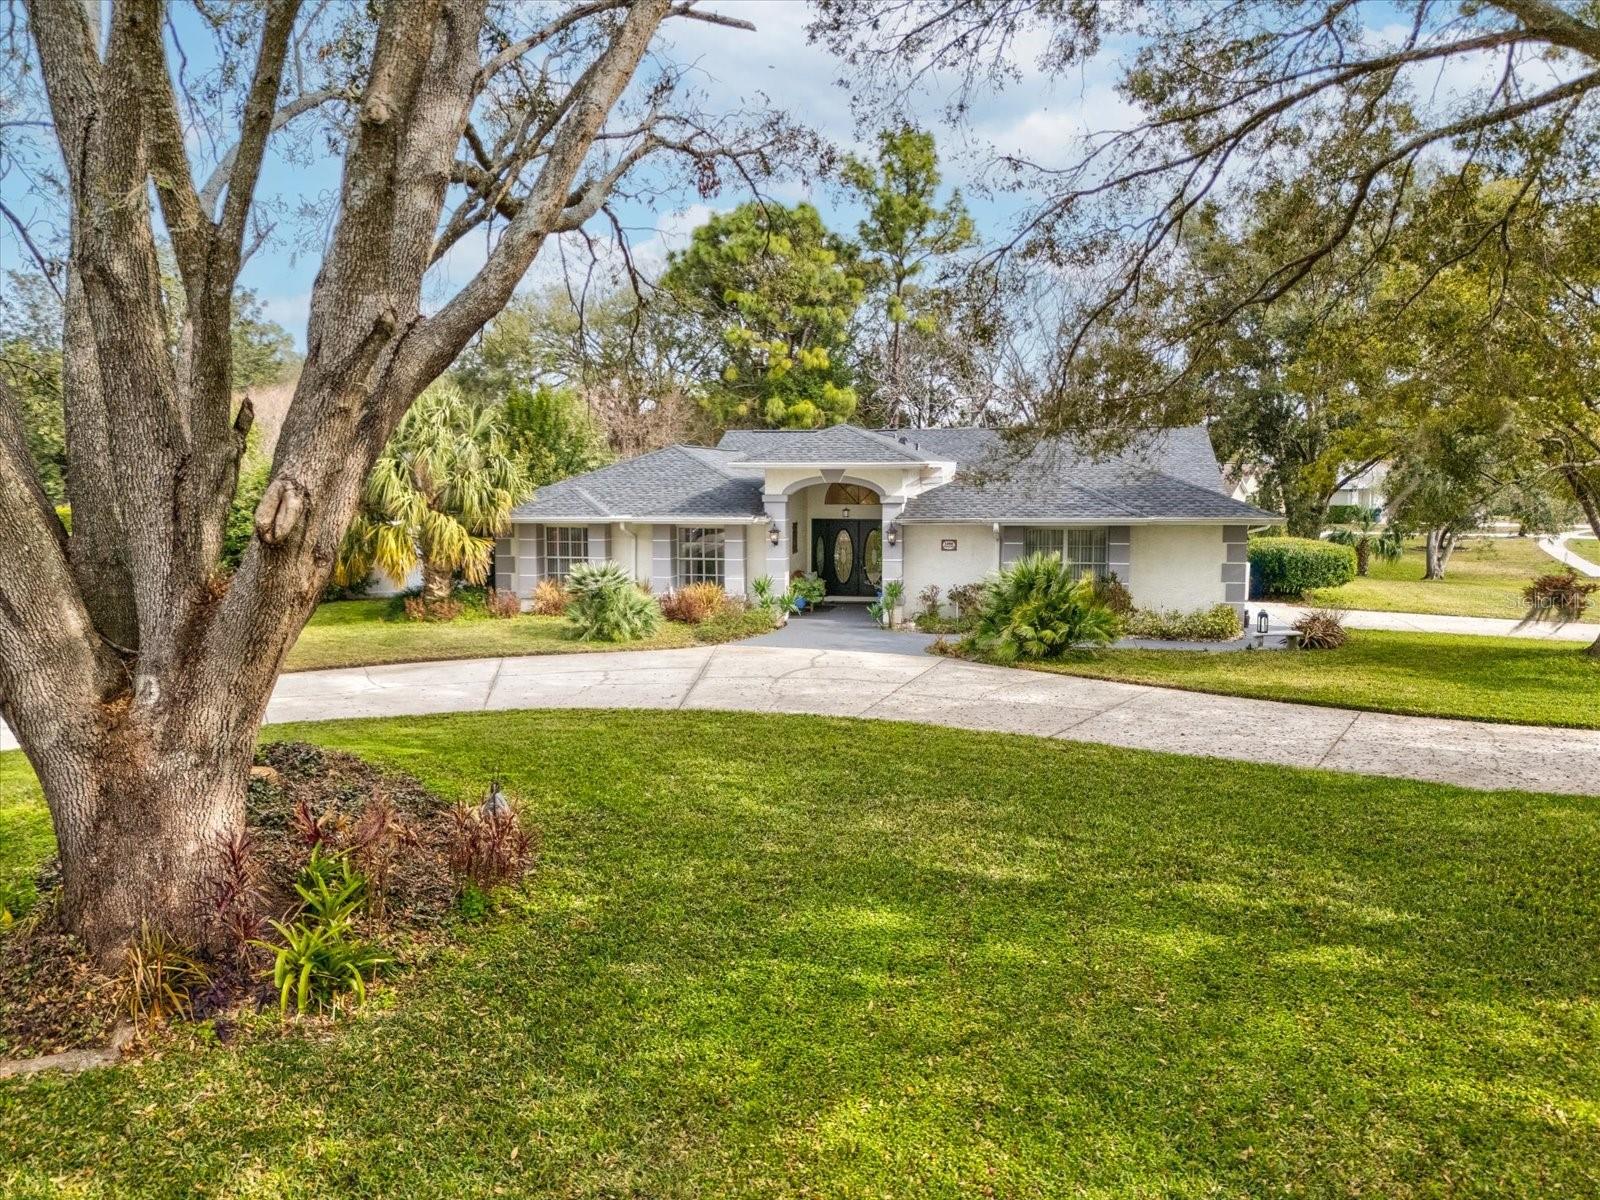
[
  {"xmin": 1355, "ymin": 538, "xmax": 1370, "ymax": 576},
  {"xmin": 1423, "ymin": 527, "xmax": 1457, "ymax": 579},
  {"xmin": 422, "ymin": 558, "xmax": 455, "ymax": 603},
  {"xmin": 32, "ymin": 713, "xmax": 250, "ymax": 956}
]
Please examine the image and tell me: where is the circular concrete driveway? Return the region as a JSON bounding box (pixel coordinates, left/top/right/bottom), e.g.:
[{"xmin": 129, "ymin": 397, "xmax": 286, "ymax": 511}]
[{"xmin": 239, "ymin": 643, "xmax": 1599, "ymax": 796}]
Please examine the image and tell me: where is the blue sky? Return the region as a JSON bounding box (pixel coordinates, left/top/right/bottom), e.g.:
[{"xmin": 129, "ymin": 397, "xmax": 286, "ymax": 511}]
[{"xmin": 1, "ymin": 1, "xmax": 1535, "ymax": 351}]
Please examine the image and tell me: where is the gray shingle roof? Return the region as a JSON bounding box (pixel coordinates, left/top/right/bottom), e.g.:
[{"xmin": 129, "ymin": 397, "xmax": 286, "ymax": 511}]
[
  {"xmin": 510, "ymin": 445, "xmax": 766, "ymax": 521},
  {"xmin": 897, "ymin": 426, "xmax": 1277, "ymax": 522},
  {"xmin": 715, "ymin": 424, "xmax": 937, "ymax": 464},
  {"xmin": 512, "ymin": 424, "xmax": 1280, "ymax": 525}
]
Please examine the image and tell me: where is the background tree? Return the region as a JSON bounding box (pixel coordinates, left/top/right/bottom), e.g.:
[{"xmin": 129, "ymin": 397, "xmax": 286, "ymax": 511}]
[
  {"xmin": 842, "ymin": 125, "xmax": 990, "ymax": 427},
  {"xmin": 661, "ymin": 201, "xmax": 865, "ymax": 429},
  {"xmin": 501, "ymin": 383, "xmax": 612, "ymax": 488},
  {"xmin": 812, "ymin": 0, "xmax": 1600, "ymax": 446},
  {"xmin": 1326, "ymin": 508, "xmax": 1404, "ymax": 577},
  {"xmin": 0, "ymin": 0, "xmax": 798, "ymax": 958},
  {"xmin": 335, "ymin": 384, "xmax": 529, "ymax": 602}
]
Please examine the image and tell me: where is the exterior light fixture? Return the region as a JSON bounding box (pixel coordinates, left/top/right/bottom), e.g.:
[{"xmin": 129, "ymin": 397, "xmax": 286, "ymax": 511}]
[
  {"xmin": 768, "ymin": 521, "xmax": 781, "ymax": 547},
  {"xmin": 842, "ymin": 506, "xmax": 851, "ymax": 519},
  {"xmin": 482, "ymin": 777, "xmax": 510, "ymax": 820},
  {"xmin": 1257, "ymin": 609, "xmax": 1269, "ymax": 635},
  {"xmin": 887, "ymin": 521, "xmax": 900, "ymax": 547}
]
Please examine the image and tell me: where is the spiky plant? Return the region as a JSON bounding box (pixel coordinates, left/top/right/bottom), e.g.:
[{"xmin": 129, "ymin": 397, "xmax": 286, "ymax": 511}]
[
  {"xmin": 1325, "ymin": 508, "xmax": 1403, "ymax": 577},
  {"xmin": 565, "ymin": 561, "xmax": 662, "ymax": 642},
  {"xmin": 334, "ymin": 383, "xmax": 530, "ymax": 602},
  {"xmin": 972, "ymin": 552, "xmax": 1122, "ymax": 661}
]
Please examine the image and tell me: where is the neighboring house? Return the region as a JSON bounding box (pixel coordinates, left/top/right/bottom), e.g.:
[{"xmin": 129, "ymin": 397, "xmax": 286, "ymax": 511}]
[
  {"xmin": 1329, "ymin": 462, "xmax": 1389, "ymax": 512},
  {"xmin": 499, "ymin": 424, "xmax": 1281, "ymax": 615}
]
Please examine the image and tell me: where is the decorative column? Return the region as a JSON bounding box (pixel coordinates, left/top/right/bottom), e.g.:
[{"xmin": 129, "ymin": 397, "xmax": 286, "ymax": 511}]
[
  {"xmin": 763, "ymin": 493, "xmax": 789, "ymax": 587},
  {"xmin": 651, "ymin": 526, "xmax": 674, "ymax": 594},
  {"xmin": 880, "ymin": 499, "xmax": 905, "ymax": 621}
]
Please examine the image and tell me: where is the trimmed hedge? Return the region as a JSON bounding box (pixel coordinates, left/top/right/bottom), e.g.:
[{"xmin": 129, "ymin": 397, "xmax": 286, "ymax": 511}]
[
  {"xmin": 1248, "ymin": 536, "xmax": 1356, "ymax": 597},
  {"xmin": 1127, "ymin": 603, "xmax": 1243, "ymax": 642}
]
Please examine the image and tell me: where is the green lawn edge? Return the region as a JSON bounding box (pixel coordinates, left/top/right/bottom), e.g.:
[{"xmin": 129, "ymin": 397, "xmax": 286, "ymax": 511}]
[{"xmin": 959, "ymin": 628, "xmax": 1600, "ymax": 730}]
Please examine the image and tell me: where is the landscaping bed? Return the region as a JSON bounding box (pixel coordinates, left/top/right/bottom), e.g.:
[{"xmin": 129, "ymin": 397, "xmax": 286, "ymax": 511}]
[
  {"xmin": 0, "ymin": 741, "xmax": 531, "ymax": 1063},
  {"xmin": 2, "ymin": 709, "xmax": 1599, "ymax": 1195},
  {"xmin": 285, "ymin": 595, "xmax": 773, "ymax": 672}
]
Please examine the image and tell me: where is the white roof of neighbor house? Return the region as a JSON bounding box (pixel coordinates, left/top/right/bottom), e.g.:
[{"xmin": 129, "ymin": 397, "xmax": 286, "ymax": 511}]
[{"xmin": 510, "ymin": 423, "xmax": 1282, "ymax": 525}]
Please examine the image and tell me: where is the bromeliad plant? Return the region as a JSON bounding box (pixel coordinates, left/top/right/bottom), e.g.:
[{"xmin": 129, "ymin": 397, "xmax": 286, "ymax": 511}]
[
  {"xmin": 971, "ymin": 553, "xmax": 1122, "ymax": 661},
  {"xmin": 259, "ymin": 849, "xmax": 386, "ymax": 1016}
]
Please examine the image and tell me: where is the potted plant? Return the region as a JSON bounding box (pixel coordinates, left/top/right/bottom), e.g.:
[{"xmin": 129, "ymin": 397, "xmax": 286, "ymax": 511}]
[{"xmin": 790, "ymin": 572, "xmax": 826, "ymax": 614}]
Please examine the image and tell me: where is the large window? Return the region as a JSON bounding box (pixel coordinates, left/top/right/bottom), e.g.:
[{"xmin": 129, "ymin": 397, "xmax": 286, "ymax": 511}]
[
  {"xmin": 1024, "ymin": 527, "xmax": 1109, "ymax": 581},
  {"xmin": 544, "ymin": 526, "xmax": 589, "ymax": 580},
  {"xmin": 675, "ymin": 527, "xmax": 726, "ymax": 587}
]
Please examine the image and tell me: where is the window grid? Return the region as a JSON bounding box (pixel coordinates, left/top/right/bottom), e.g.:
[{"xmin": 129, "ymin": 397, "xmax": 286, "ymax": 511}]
[
  {"xmin": 544, "ymin": 526, "xmax": 589, "ymax": 580},
  {"xmin": 1023, "ymin": 527, "xmax": 1109, "ymax": 581},
  {"xmin": 675, "ymin": 527, "xmax": 726, "ymax": 587}
]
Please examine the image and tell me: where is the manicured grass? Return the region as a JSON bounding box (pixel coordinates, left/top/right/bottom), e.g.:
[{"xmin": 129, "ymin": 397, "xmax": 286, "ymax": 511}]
[
  {"xmin": 1570, "ymin": 537, "xmax": 1600, "ymax": 567},
  {"xmin": 4, "ymin": 710, "xmax": 1600, "ymax": 1195},
  {"xmin": 1307, "ymin": 535, "xmax": 1552, "ymax": 618},
  {"xmin": 0, "ymin": 755, "xmax": 49, "ymax": 916},
  {"xmin": 995, "ymin": 628, "xmax": 1600, "ymax": 728},
  {"xmin": 285, "ymin": 598, "xmax": 770, "ymax": 672}
]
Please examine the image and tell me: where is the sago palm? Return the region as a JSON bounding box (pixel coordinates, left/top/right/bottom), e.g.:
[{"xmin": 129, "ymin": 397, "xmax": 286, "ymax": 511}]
[
  {"xmin": 335, "ymin": 384, "xmax": 530, "ymax": 600},
  {"xmin": 973, "ymin": 552, "xmax": 1122, "ymax": 661}
]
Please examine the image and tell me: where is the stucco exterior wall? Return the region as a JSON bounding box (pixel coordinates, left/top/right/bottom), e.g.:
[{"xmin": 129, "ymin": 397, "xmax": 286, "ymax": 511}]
[
  {"xmin": 902, "ymin": 524, "xmax": 999, "ymax": 611},
  {"xmin": 1128, "ymin": 524, "xmax": 1227, "ymax": 610}
]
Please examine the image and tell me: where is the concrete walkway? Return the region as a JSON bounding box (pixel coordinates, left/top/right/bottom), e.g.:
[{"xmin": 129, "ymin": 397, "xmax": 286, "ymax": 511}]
[
  {"xmin": 1259, "ymin": 601, "xmax": 1600, "ymax": 643},
  {"xmin": 1540, "ymin": 531, "xmax": 1600, "ymax": 578},
  {"xmin": 0, "ymin": 645, "xmax": 1528, "ymax": 796}
]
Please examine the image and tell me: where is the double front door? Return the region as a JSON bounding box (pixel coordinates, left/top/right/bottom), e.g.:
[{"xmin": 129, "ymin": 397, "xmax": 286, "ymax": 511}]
[{"xmin": 812, "ymin": 519, "xmax": 883, "ymax": 597}]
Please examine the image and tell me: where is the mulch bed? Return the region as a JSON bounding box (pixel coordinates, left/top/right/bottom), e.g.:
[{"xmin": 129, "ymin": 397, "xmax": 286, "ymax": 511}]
[{"xmin": 0, "ymin": 742, "xmax": 479, "ymax": 1062}]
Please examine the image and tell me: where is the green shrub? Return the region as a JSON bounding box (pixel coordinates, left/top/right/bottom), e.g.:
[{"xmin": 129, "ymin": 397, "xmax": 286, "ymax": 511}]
[
  {"xmin": 1127, "ymin": 603, "xmax": 1242, "ymax": 641},
  {"xmin": 1092, "ymin": 573, "xmax": 1135, "ymax": 617},
  {"xmin": 565, "ymin": 560, "xmax": 662, "ymax": 641},
  {"xmin": 971, "ymin": 552, "xmax": 1122, "ymax": 662},
  {"xmin": 1248, "ymin": 536, "xmax": 1356, "ymax": 596},
  {"xmin": 791, "ymin": 574, "xmax": 827, "ymax": 608},
  {"xmin": 947, "ymin": 582, "xmax": 984, "ymax": 621}
]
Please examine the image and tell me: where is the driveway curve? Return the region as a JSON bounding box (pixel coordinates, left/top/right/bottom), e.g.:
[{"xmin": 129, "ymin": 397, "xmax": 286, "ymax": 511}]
[
  {"xmin": 5, "ymin": 645, "xmax": 1592, "ymax": 794},
  {"xmin": 245, "ymin": 644, "xmax": 1598, "ymax": 796}
]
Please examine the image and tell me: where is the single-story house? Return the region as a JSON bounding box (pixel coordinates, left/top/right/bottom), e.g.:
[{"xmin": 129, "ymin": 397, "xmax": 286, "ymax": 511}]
[{"xmin": 498, "ymin": 424, "xmax": 1282, "ymax": 615}]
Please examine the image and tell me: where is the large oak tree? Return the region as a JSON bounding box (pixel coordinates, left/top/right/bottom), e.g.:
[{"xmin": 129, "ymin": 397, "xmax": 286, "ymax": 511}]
[{"xmin": 0, "ymin": 0, "xmax": 794, "ymax": 958}]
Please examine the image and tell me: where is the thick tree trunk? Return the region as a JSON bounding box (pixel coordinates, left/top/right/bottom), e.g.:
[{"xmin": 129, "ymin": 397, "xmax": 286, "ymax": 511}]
[
  {"xmin": 1587, "ymin": 633, "xmax": 1600, "ymax": 659},
  {"xmin": 1423, "ymin": 528, "xmax": 1456, "ymax": 580},
  {"xmin": 26, "ymin": 707, "xmax": 253, "ymax": 962},
  {"xmin": 422, "ymin": 559, "xmax": 455, "ymax": 603}
]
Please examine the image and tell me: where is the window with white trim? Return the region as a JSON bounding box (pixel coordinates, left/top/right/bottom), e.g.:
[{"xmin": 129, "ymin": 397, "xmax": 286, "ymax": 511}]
[
  {"xmin": 544, "ymin": 526, "xmax": 589, "ymax": 580},
  {"xmin": 675, "ymin": 527, "xmax": 726, "ymax": 587},
  {"xmin": 1023, "ymin": 527, "xmax": 1109, "ymax": 580}
]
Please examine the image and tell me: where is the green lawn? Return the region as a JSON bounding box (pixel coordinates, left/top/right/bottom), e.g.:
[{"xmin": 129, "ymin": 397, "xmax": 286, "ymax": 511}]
[
  {"xmin": 1570, "ymin": 537, "xmax": 1600, "ymax": 567},
  {"xmin": 1307, "ymin": 535, "xmax": 1552, "ymax": 618},
  {"xmin": 285, "ymin": 598, "xmax": 769, "ymax": 672},
  {"xmin": 4, "ymin": 711, "xmax": 1600, "ymax": 1196},
  {"xmin": 1007, "ymin": 628, "xmax": 1600, "ymax": 729}
]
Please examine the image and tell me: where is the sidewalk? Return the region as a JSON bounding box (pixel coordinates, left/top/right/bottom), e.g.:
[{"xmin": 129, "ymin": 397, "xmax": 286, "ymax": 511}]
[{"xmin": 1259, "ymin": 602, "xmax": 1600, "ymax": 643}]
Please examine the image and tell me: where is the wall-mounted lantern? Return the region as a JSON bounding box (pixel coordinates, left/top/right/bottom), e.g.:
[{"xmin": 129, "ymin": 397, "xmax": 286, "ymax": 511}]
[
  {"xmin": 768, "ymin": 521, "xmax": 781, "ymax": 546},
  {"xmin": 887, "ymin": 521, "xmax": 900, "ymax": 547},
  {"xmin": 841, "ymin": 506, "xmax": 851, "ymax": 519}
]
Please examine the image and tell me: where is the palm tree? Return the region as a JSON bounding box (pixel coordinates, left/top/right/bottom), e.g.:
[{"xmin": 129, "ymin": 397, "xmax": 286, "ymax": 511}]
[
  {"xmin": 335, "ymin": 384, "xmax": 530, "ymax": 602},
  {"xmin": 1326, "ymin": 507, "xmax": 1403, "ymax": 577}
]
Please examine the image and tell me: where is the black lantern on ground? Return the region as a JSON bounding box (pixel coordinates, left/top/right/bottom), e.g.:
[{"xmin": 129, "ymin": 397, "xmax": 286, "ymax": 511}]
[{"xmin": 1257, "ymin": 609, "xmax": 1269, "ymax": 635}]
